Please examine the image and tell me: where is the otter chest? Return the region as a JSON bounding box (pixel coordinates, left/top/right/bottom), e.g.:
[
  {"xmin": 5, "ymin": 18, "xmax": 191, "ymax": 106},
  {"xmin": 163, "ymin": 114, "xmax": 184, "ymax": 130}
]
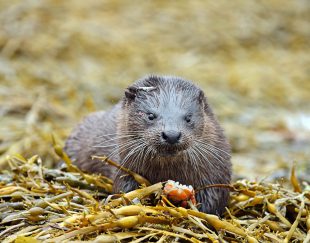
[{"xmin": 142, "ymin": 160, "xmax": 201, "ymax": 187}]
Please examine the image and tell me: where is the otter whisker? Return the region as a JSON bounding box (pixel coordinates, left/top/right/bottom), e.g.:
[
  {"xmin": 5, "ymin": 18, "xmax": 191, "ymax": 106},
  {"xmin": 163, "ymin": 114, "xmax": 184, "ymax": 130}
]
[
  {"xmin": 120, "ymin": 141, "xmax": 146, "ymax": 173},
  {"xmin": 191, "ymin": 146, "xmax": 210, "ymax": 170},
  {"xmin": 192, "ymin": 143, "xmax": 222, "ymax": 171},
  {"xmin": 108, "ymin": 139, "xmax": 141, "ymax": 159},
  {"xmin": 137, "ymin": 143, "xmax": 147, "ymax": 163},
  {"xmin": 120, "ymin": 141, "xmax": 145, "ymax": 165},
  {"xmin": 131, "ymin": 144, "xmax": 148, "ymax": 172},
  {"xmin": 111, "ymin": 141, "xmax": 144, "ymax": 175},
  {"xmin": 196, "ymin": 139, "xmax": 231, "ymax": 157},
  {"xmin": 195, "ymin": 139, "xmax": 230, "ymax": 161},
  {"xmin": 144, "ymin": 145, "xmax": 155, "ymax": 160},
  {"xmin": 185, "ymin": 148, "xmax": 200, "ymax": 174},
  {"xmin": 94, "ymin": 134, "xmax": 141, "ymax": 146},
  {"xmin": 94, "ymin": 131, "xmax": 145, "ymax": 139},
  {"xmin": 102, "ymin": 139, "xmax": 140, "ymax": 162},
  {"xmin": 93, "ymin": 143, "xmax": 118, "ymax": 148},
  {"xmin": 195, "ymin": 143, "xmax": 226, "ymax": 162},
  {"xmin": 201, "ymin": 146, "xmax": 229, "ymax": 165},
  {"xmin": 95, "ymin": 136, "xmax": 143, "ymax": 154},
  {"xmin": 196, "ymin": 146, "xmax": 224, "ymax": 167},
  {"xmin": 186, "ymin": 148, "xmax": 206, "ymax": 186}
]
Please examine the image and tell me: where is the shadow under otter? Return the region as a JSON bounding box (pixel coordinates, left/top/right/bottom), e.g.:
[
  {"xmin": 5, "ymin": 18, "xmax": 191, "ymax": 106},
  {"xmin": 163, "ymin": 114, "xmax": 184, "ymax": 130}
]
[{"xmin": 65, "ymin": 75, "xmax": 232, "ymax": 216}]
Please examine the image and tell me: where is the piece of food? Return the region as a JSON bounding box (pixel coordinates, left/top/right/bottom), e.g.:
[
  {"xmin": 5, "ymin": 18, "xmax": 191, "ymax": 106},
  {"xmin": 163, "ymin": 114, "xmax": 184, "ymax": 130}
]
[{"xmin": 163, "ymin": 180, "xmax": 197, "ymax": 208}]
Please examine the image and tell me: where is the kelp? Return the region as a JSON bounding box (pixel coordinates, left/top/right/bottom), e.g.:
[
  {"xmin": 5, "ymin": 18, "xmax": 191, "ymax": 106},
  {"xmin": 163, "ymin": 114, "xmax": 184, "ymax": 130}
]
[{"xmin": 0, "ymin": 155, "xmax": 309, "ymax": 242}]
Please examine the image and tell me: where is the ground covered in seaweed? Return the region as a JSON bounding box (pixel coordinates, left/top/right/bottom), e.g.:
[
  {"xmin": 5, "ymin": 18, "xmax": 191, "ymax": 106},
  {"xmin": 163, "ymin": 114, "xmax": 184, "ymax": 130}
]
[
  {"xmin": 0, "ymin": 155, "xmax": 309, "ymax": 242},
  {"xmin": 0, "ymin": 0, "xmax": 310, "ymax": 242}
]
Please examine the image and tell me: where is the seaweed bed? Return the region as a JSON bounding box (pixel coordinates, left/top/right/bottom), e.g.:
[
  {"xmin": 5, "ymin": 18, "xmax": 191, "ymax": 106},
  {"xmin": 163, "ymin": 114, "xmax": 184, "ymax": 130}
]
[
  {"xmin": 0, "ymin": 154, "xmax": 309, "ymax": 242},
  {"xmin": 0, "ymin": 0, "xmax": 310, "ymax": 242}
]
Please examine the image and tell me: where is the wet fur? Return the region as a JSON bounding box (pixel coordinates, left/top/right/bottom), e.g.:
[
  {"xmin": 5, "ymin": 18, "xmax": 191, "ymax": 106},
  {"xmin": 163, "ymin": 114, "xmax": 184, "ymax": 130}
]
[{"xmin": 65, "ymin": 75, "xmax": 232, "ymax": 215}]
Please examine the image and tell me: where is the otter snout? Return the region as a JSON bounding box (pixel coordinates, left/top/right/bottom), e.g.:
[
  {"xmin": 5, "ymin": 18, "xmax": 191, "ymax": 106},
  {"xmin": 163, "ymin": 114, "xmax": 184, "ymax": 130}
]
[{"xmin": 161, "ymin": 130, "xmax": 181, "ymax": 144}]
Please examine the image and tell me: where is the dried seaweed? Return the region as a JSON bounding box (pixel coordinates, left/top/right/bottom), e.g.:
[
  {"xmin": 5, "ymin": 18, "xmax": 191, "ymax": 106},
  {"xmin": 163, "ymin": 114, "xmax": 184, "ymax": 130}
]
[{"xmin": 0, "ymin": 155, "xmax": 309, "ymax": 242}]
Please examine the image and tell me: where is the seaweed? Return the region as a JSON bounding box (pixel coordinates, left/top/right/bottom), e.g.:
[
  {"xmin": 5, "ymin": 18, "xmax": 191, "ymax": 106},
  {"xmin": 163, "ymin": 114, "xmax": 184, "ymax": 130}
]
[{"xmin": 0, "ymin": 155, "xmax": 309, "ymax": 242}]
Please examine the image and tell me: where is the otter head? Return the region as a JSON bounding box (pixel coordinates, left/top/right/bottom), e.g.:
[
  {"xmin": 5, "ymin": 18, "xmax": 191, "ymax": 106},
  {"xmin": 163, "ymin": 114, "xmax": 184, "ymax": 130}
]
[{"xmin": 118, "ymin": 75, "xmax": 212, "ymax": 162}]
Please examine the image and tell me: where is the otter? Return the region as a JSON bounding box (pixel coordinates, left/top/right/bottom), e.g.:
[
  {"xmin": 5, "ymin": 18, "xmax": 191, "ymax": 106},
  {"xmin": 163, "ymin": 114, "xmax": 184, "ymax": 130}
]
[{"xmin": 65, "ymin": 75, "xmax": 232, "ymax": 215}]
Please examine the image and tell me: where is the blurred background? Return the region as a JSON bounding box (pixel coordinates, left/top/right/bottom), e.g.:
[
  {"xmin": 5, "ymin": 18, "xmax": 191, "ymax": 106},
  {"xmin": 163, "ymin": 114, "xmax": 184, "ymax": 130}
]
[{"xmin": 0, "ymin": 0, "xmax": 309, "ymax": 180}]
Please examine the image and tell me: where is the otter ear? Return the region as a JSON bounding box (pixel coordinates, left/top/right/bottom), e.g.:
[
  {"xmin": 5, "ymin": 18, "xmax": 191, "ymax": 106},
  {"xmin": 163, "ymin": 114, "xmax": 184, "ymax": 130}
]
[
  {"xmin": 125, "ymin": 86, "xmax": 157, "ymax": 101},
  {"xmin": 198, "ymin": 90, "xmax": 206, "ymax": 105},
  {"xmin": 198, "ymin": 90, "xmax": 209, "ymax": 110},
  {"xmin": 125, "ymin": 86, "xmax": 138, "ymax": 100},
  {"xmin": 198, "ymin": 90, "xmax": 212, "ymax": 114}
]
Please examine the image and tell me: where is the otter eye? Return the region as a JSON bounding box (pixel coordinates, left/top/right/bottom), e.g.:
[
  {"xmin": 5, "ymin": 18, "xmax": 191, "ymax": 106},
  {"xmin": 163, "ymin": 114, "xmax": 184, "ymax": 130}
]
[
  {"xmin": 185, "ymin": 115, "xmax": 192, "ymax": 123},
  {"xmin": 147, "ymin": 113, "xmax": 156, "ymax": 120}
]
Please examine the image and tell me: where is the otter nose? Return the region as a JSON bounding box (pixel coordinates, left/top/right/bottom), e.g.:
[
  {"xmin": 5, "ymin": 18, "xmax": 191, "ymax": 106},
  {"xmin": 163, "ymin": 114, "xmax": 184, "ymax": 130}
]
[{"xmin": 162, "ymin": 131, "xmax": 181, "ymax": 144}]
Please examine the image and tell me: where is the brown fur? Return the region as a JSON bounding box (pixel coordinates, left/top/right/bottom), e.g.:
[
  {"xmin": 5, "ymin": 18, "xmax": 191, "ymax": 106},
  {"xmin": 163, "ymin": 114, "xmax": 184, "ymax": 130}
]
[{"xmin": 65, "ymin": 75, "xmax": 232, "ymax": 215}]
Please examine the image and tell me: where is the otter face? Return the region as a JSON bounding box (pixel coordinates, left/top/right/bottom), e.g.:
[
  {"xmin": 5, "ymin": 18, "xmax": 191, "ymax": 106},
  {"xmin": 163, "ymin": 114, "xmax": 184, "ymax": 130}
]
[{"xmin": 122, "ymin": 76, "xmax": 207, "ymax": 157}]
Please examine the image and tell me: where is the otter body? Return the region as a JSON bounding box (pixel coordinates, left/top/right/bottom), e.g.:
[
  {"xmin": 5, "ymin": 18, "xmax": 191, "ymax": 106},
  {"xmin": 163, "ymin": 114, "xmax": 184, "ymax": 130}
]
[{"xmin": 65, "ymin": 75, "xmax": 231, "ymax": 215}]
